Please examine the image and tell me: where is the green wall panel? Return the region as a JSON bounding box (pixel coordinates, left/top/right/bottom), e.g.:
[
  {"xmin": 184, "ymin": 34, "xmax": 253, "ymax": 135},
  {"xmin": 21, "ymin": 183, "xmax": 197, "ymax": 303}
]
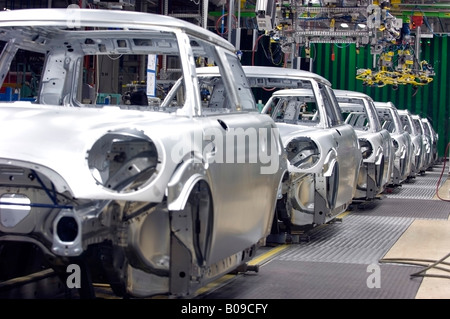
[{"xmin": 312, "ymin": 38, "xmax": 449, "ymax": 158}]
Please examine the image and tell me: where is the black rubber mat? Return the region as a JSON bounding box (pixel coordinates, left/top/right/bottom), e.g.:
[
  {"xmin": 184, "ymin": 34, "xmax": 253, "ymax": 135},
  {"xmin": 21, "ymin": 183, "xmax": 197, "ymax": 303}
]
[
  {"xmin": 195, "ymin": 163, "xmax": 448, "ymax": 300},
  {"xmin": 198, "ymin": 212, "xmax": 421, "ymax": 299},
  {"xmin": 199, "ymin": 260, "xmax": 423, "ymax": 299},
  {"xmin": 198, "ymin": 191, "xmax": 448, "ymax": 299}
]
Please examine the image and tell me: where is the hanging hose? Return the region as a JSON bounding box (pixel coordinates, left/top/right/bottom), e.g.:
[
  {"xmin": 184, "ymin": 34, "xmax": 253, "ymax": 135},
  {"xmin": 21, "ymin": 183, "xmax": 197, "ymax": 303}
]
[
  {"xmin": 435, "ymin": 142, "xmax": 450, "ymax": 202},
  {"xmin": 251, "ymin": 33, "xmax": 276, "ymax": 92},
  {"xmin": 410, "ymin": 252, "xmax": 450, "ymax": 279}
]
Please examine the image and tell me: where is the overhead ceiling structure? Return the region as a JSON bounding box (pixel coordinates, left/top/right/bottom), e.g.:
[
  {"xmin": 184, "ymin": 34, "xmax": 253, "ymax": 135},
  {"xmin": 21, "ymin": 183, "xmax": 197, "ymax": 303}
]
[
  {"xmin": 5, "ymin": 1, "xmax": 450, "ymax": 34},
  {"xmin": 89, "ymin": 0, "xmax": 449, "ymax": 89},
  {"xmin": 390, "ymin": 0, "xmax": 450, "ymax": 35},
  {"xmin": 258, "ymin": 0, "xmax": 401, "ymax": 54}
]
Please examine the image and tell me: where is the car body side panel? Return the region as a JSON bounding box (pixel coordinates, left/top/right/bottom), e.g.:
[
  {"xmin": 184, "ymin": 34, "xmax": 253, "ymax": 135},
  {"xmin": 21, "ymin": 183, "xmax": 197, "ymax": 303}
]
[
  {"xmin": 198, "ymin": 113, "xmax": 283, "ymax": 264},
  {"xmin": 412, "ymin": 114, "xmax": 432, "ymax": 172},
  {"xmin": 331, "ymin": 124, "xmax": 362, "ymax": 206},
  {"xmin": 398, "ymin": 109, "xmax": 423, "ymax": 177}
]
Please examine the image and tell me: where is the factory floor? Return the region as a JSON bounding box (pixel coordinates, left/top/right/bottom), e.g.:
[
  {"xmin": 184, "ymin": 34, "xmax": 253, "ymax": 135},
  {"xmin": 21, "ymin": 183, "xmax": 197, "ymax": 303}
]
[{"xmin": 193, "ymin": 160, "xmax": 450, "ymax": 300}]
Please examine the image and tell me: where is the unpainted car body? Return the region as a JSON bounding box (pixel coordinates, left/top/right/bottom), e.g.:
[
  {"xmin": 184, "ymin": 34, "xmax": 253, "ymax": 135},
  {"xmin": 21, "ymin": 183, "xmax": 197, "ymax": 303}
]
[
  {"xmin": 421, "ymin": 117, "xmax": 439, "ymax": 166},
  {"xmin": 374, "ymin": 101, "xmax": 413, "ymax": 185},
  {"xmin": 334, "ymin": 90, "xmax": 394, "ymax": 201},
  {"xmin": 0, "ymin": 8, "xmax": 287, "ymax": 298},
  {"xmin": 397, "ymin": 109, "xmax": 424, "ymax": 177},
  {"xmin": 196, "ymin": 66, "xmax": 362, "ymax": 231},
  {"xmin": 412, "ymin": 114, "xmax": 432, "ymax": 172},
  {"xmin": 261, "ymin": 87, "xmax": 362, "ymax": 229}
]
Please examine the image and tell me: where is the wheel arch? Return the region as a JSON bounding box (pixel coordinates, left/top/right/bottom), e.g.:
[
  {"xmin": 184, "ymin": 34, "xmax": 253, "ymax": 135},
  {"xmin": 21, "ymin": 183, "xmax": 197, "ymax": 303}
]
[{"xmin": 166, "ymin": 157, "xmax": 210, "ymax": 211}]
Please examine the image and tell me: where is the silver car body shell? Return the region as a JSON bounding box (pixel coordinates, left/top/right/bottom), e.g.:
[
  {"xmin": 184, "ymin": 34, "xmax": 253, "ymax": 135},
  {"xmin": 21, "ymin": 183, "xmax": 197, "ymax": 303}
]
[
  {"xmin": 0, "ymin": 8, "xmax": 287, "ymax": 298},
  {"xmin": 412, "ymin": 114, "xmax": 432, "ymax": 172},
  {"xmin": 374, "ymin": 101, "xmax": 413, "ymax": 185},
  {"xmin": 397, "ymin": 109, "xmax": 424, "ymax": 177},
  {"xmin": 334, "ymin": 90, "xmax": 394, "ymax": 201},
  {"xmin": 262, "ymin": 88, "xmax": 361, "ymax": 227},
  {"xmin": 196, "ymin": 66, "xmax": 362, "ymax": 228},
  {"xmin": 421, "ymin": 117, "xmax": 439, "ymax": 165}
]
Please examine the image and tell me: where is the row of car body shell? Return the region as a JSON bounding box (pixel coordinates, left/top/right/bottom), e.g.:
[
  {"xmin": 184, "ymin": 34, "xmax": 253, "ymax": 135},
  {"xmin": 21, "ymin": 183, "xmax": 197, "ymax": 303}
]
[
  {"xmin": 238, "ymin": 69, "xmax": 438, "ymax": 231},
  {"xmin": 381, "ymin": 106, "xmax": 439, "ymax": 179},
  {"xmin": 0, "ymin": 8, "xmax": 440, "ymax": 299}
]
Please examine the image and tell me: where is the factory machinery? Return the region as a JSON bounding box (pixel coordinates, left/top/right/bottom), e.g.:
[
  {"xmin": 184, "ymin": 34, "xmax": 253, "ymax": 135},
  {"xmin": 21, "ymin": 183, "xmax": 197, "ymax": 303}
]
[
  {"xmin": 253, "ymin": 0, "xmax": 435, "ymax": 88},
  {"xmin": 87, "ymin": 1, "xmax": 435, "ymax": 91}
]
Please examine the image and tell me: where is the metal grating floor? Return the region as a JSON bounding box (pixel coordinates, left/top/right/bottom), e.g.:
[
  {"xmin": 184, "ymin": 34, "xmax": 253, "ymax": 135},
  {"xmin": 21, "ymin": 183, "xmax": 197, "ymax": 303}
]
[
  {"xmin": 198, "ymin": 162, "xmax": 450, "ymax": 299},
  {"xmin": 276, "ymin": 215, "xmax": 414, "ymax": 265},
  {"xmin": 384, "ymin": 164, "xmax": 447, "ymax": 199}
]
